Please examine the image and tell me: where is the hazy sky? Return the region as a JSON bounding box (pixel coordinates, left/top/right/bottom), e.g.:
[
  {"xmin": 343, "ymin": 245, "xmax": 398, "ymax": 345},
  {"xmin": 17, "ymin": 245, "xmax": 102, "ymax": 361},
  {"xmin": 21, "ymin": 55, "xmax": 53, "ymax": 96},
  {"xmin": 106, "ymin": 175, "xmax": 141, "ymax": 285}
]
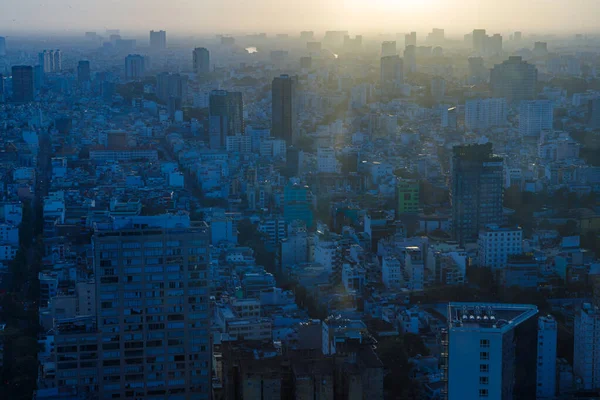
[{"xmin": 1, "ymin": 0, "xmax": 598, "ymax": 35}]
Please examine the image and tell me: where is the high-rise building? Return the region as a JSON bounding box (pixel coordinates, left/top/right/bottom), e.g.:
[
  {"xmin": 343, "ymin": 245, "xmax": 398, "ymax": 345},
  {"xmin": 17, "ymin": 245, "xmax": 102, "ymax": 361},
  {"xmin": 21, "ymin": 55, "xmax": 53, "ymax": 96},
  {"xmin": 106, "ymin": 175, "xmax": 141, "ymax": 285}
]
[
  {"xmin": 272, "ymin": 74, "xmax": 298, "ymax": 145},
  {"xmin": 209, "ymin": 90, "xmax": 244, "ymax": 149},
  {"xmin": 11, "ymin": 65, "xmax": 34, "ymax": 103},
  {"xmin": 381, "ymin": 41, "xmax": 397, "ymax": 56},
  {"xmin": 487, "ymin": 34, "xmax": 503, "ymax": 56},
  {"xmin": 0, "ymin": 36, "xmax": 6, "ymax": 56},
  {"xmin": 53, "ymin": 49, "xmax": 62, "ymax": 72},
  {"xmin": 405, "ymin": 32, "xmax": 416, "ymax": 47},
  {"xmin": 465, "ymin": 98, "xmax": 508, "ymax": 131},
  {"xmin": 472, "ymin": 29, "xmax": 487, "ymax": 54},
  {"xmin": 533, "ymin": 41, "xmax": 548, "ymax": 58},
  {"xmin": 300, "ymin": 56, "xmax": 312, "ymax": 70},
  {"xmin": 513, "ymin": 31, "xmax": 522, "ymax": 41},
  {"xmin": 430, "ymin": 77, "xmax": 446, "ymax": 101},
  {"xmin": 574, "ymin": 303, "xmax": 600, "ymax": 390},
  {"xmin": 156, "ymin": 72, "xmax": 188, "ymax": 103},
  {"xmin": 193, "ymin": 47, "xmax": 210, "ymax": 75},
  {"xmin": 283, "ymin": 183, "xmax": 313, "ymax": 228},
  {"xmin": 125, "ymin": 54, "xmax": 145, "ymax": 80},
  {"xmin": 380, "ymin": 55, "xmax": 403, "ymax": 87},
  {"xmin": 451, "ymin": 143, "xmax": 504, "ymax": 245},
  {"xmin": 588, "ymin": 98, "xmax": 600, "ymax": 129},
  {"xmin": 519, "ymin": 100, "xmax": 554, "ymax": 138},
  {"xmin": 445, "ymin": 303, "xmax": 538, "ymax": 400},
  {"xmin": 300, "ymin": 31, "xmax": 314, "ymax": 40},
  {"xmin": 467, "ymin": 57, "xmax": 488, "ymax": 84},
  {"xmin": 0, "ymin": 74, "xmax": 4, "ymax": 102},
  {"xmin": 427, "ymin": 28, "xmax": 445, "ymax": 45},
  {"xmin": 39, "ymin": 50, "xmax": 56, "ymax": 73},
  {"xmin": 537, "ymin": 315, "xmax": 557, "ymax": 399},
  {"xmin": 490, "ymin": 56, "xmax": 537, "ymax": 103},
  {"xmin": 477, "ymin": 224, "xmax": 523, "ymax": 270},
  {"xmin": 51, "ymin": 215, "xmax": 211, "ymax": 399},
  {"xmin": 77, "ymin": 60, "xmax": 91, "ymax": 84},
  {"xmin": 403, "ymin": 45, "xmax": 417, "ymax": 73},
  {"xmin": 149, "ymin": 30, "xmax": 167, "ymax": 50}
]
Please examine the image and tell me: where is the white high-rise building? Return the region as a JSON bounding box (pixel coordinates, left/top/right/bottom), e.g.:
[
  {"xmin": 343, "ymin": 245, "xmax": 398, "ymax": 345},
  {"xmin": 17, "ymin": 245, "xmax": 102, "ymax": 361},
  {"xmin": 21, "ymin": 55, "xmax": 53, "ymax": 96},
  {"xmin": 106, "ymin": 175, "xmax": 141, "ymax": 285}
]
[
  {"xmin": 574, "ymin": 303, "xmax": 600, "ymax": 390},
  {"xmin": 478, "ymin": 224, "xmax": 523, "ymax": 270},
  {"xmin": 317, "ymin": 147, "xmax": 338, "ymax": 173},
  {"xmin": 382, "ymin": 256, "xmax": 402, "ymax": 289},
  {"xmin": 536, "ymin": 315, "xmax": 558, "ymax": 399},
  {"xmin": 446, "ymin": 302, "xmax": 538, "ymax": 400},
  {"xmin": 465, "ymin": 98, "xmax": 508, "ymax": 131},
  {"xmin": 519, "ymin": 100, "xmax": 554, "ymax": 138}
]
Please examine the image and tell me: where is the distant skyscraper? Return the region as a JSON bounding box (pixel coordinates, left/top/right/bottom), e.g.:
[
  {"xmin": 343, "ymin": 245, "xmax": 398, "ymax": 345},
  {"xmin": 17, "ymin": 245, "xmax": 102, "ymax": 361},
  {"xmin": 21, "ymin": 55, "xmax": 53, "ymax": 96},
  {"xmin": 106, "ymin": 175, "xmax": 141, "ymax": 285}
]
[
  {"xmin": 53, "ymin": 49, "xmax": 62, "ymax": 72},
  {"xmin": 149, "ymin": 30, "xmax": 166, "ymax": 50},
  {"xmin": 209, "ymin": 90, "xmax": 244, "ymax": 149},
  {"xmin": 430, "ymin": 77, "xmax": 446, "ymax": 101},
  {"xmin": 519, "ymin": 100, "xmax": 553, "ymax": 138},
  {"xmin": 403, "ymin": 45, "xmax": 417, "ymax": 73},
  {"xmin": 300, "ymin": 56, "xmax": 312, "ymax": 70},
  {"xmin": 445, "ymin": 302, "xmax": 538, "ymax": 400},
  {"xmin": 537, "ymin": 315, "xmax": 558, "ymax": 399},
  {"xmin": 77, "ymin": 60, "xmax": 91, "ymax": 84},
  {"xmin": 465, "ymin": 98, "xmax": 508, "ymax": 131},
  {"xmin": 472, "ymin": 29, "xmax": 487, "ymax": 54},
  {"xmin": 0, "ymin": 36, "xmax": 6, "ymax": 56},
  {"xmin": 381, "ymin": 41, "xmax": 397, "ymax": 57},
  {"xmin": 193, "ymin": 47, "xmax": 210, "ymax": 74},
  {"xmin": 284, "ymin": 183, "xmax": 314, "ymax": 228},
  {"xmin": 11, "ymin": 65, "xmax": 34, "ymax": 103},
  {"xmin": 0, "ymin": 74, "xmax": 4, "ymax": 102},
  {"xmin": 33, "ymin": 65, "xmax": 44, "ymax": 90},
  {"xmin": 513, "ymin": 31, "xmax": 522, "ymax": 41},
  {"xmin": 380, "ymin": 55, "xmax": 403, "ymax": 87},
  {"xmin": 300, "ymin": 31, "xmax": 314, "ymax": 40},
  {"xmin": 467, "ymin": 57, "xmax": 488, "ymax": 84},
  {"xmin": 272, "ymin": 74, "xmax": 298, "ymax": 145},
  {"xmin": 405, "ymin": 31, "xmax": 416, "ymax": 47},
  {"xmin": 125, "ymin": 54, "xmax": 145, "ymax": 80},
  {"xmin": 490, "ymin": 56, "xmax": 537, "ymax": 103},
  {"xmin": 533, "ymin": 41, "xmax": 548, "ymax": 57},
  {"xmin": 574, "ymin": 303, "xmax": 600, "ymax": 390},
  {"xmin": 588, "ymin": 98, "xmax": 600, "ymax": 129},
  {"xmin": 39, "ymin": 50, "xmax": 54, "ymax": 73},
  {"xmin": 451, "ymin": 143, "xmax": 504, "ymax": 245},
  {"xmin": 487, "ymin": 34, "xmax": 503, "ymax": 56},
  {"xmin": 156, "ymin": 72, "xmax": 188, "ymax": 103}
]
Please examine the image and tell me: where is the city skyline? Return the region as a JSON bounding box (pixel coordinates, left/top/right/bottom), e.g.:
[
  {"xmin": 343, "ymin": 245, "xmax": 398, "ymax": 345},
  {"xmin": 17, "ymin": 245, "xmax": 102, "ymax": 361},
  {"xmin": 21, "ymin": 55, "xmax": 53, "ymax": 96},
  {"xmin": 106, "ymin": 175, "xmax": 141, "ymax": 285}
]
[{"xmin": 0, "ymin": 0, "xmax": 599, "ymax": 35}]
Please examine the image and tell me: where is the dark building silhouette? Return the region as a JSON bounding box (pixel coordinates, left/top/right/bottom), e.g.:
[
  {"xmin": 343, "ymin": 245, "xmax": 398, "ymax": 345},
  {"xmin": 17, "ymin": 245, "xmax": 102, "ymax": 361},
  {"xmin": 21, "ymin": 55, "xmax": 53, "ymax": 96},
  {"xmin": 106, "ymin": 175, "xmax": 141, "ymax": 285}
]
[
  {"xmin": 451, "ymin": 143, "xmax": 504, "ymax": 245},
  {"xmin": 209, "ymin": 90, "xmax": 244, "ymax": 149},
  {"xmin": 193, "ymin": 47, "xmax": 210, "ymax": 74},
  {"xmin": 149, "ymin": 30, "xmax": 166, "ymax": 50},
  {"xmin": 77, "ymin": 60, "xmax": 91, "ymax": 84},
  {"xmin": 11, "ymin": 65, "xmax": 34, "ymax": 103},
  {"xmin": 490, "ymin": 56, "xmax": 537, "ymax": 103},
  {"xmin": 156, "ymin": 72, "xmax": 187, "ymax": 103},
  {"xmin": 272, "ymin": 74, "xmax": 298, "ymax": 145}
]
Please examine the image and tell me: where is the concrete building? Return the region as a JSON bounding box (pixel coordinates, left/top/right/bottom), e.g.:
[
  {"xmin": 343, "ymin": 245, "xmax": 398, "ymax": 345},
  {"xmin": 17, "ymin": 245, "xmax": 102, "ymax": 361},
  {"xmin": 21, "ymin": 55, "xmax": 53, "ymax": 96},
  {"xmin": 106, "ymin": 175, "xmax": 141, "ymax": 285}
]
[
  {"xmin": 477, "ymin": 224, "xmax": 523, "ymax": 270},
  {"xmin": 396, "ymin": 180, "xmax": 420, "ymax": 215},
  {"xmin": 52, "ymin": 215, "xmax": 212, "ymax": 399},
  {"xmin": 446, "ymin": 302, "xmax": 538, "ymax": 400},
  {"xmin": 125, "ymin": 54, "xmax": 145, "ymax": 80},
  {"xmin": 381, "ymin": 41, "xmax": 396, "ymax": 56},
  {"xmin": 317, "ymin": 147, "xmax": 338, "ymax": 174},
  {"xmin": 465, "ymin": 98, "xmax": 507, "ymax": 131},
  {"xmin": 490, "ymin": 56, "xmax": 537, "ymax": 103},
  {"xmin": 519, "ymin": 100, "xmax": 554, "ymax": 138},
  {"xmin": 149, "ymin": 30, "xmax": 166, "ymax": 50},
  {"xmin": 11, "ymin": 65, "xmax": 34, "ymax": 103},
  {"xmin": 272, "ymin": 74, "xmax": 298, "ymax": 145},
  {"xmin": 536, "ymin": 315, "xmax": 557, "ymax": 399},
  {"xmin": 574, "ymin": 303, "xmax": 600, "ymax": 390},
  {"xmin": 405, "ymin": 32, "xmax": 416, "ymax": 47},
  {"xmin": 193, "ymin": 47, "xmax": 210, "ymax": 74},
  {"xmin": 451, "ymin": 144, "xmax": 504, "ymax": 246},
  {"xmin": 209, "ymin": 90, "xmax": 244, "ymax": 149},
  {"xmin": 382, "ymin": 256, "xmax": 402, "ymax": 289},
  {"xmin": 380, "ymin": 55, "xmax": 403, "ymax": 88}
]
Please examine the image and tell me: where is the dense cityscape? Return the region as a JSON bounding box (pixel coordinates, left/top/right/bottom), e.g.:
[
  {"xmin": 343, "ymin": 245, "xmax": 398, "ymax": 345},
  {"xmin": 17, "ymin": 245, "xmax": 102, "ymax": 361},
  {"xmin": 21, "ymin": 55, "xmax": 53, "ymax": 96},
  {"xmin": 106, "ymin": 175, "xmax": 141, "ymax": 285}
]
[{"xmin": 0, "ymin": 19, "xmax": 599, "ymax": 400}]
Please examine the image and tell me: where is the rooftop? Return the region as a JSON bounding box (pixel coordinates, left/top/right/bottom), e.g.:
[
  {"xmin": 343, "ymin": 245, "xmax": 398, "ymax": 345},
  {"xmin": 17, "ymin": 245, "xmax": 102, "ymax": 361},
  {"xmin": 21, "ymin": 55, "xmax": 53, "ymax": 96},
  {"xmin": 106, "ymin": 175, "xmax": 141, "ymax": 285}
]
[{"xmin": 448, "ymin": 302, "xmax": 538, "ymax": 332}]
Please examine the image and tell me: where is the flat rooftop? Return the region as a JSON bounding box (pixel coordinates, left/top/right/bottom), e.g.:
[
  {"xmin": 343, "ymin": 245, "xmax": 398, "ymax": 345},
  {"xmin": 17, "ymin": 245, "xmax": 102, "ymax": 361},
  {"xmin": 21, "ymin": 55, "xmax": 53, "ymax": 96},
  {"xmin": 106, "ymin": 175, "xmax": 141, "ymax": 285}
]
[{"xmin": 448, "ymin": 302, "xmax": 538, "ymax": 332}]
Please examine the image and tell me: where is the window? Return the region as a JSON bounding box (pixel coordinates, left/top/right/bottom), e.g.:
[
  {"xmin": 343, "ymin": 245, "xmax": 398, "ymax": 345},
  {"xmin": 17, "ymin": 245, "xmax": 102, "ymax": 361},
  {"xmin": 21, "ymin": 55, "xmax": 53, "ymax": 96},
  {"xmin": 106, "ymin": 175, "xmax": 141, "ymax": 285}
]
[
  {"xmin": 479, "ymin": 364, "xmax": 489, "ymax": 373},
  {"xmin": 479, "ymin": 376, "xmax": 488, "ymax": 385},
  {"xmin": 479, "ymin": 389, "xmax": 488, "ymax": 397},
  {"xmin": 480, "ymin": 339, "xmax": 490, "ymax": 348},
  {"xmin": 480, "ymin": 352, "xmax": 489, "ymax": 360}
]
